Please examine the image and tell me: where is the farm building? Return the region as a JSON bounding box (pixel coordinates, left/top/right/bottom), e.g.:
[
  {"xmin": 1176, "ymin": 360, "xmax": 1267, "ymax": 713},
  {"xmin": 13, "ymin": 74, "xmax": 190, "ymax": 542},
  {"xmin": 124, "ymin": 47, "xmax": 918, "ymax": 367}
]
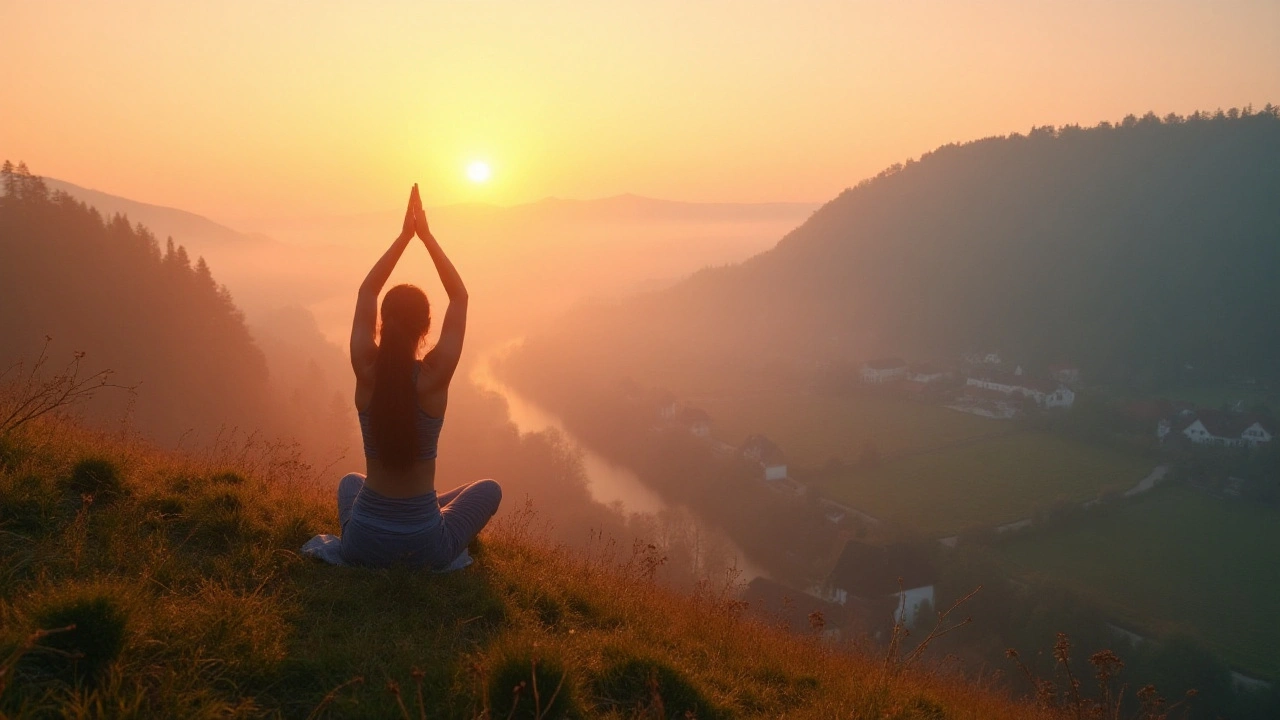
[
  {"xmin": 965, "ymin": 372, "xmax": 1075, "ymax": 409},
  {"xmin": 860, "ymin": 358, "xmax": 908, "ymax": 384},
  {"xmin": 677, "ymin": 407, "xmax": 712, "ymax": 438},
  {"xmin": 908, "ymin": 362, "xmax": 948, "ymax": 384},
  {"xmin": 741, "ymin": 434, "xmax": 788, "ymax": 481},
  {"xmin": 821, "ymin": 541, "xmax": 936, "ymax": 629}
]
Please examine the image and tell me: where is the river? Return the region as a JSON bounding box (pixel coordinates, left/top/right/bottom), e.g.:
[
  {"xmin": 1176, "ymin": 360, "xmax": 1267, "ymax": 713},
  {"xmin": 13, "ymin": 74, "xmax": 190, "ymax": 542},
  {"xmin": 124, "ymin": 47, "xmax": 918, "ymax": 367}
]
[{"xmin": 471, "ymin": 344, "xmax": 765, "ymax": 581}]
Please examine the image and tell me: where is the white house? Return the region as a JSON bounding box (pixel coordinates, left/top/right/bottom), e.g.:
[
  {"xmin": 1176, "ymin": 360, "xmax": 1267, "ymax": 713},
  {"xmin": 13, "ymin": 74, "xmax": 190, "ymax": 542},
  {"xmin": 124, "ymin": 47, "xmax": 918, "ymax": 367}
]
[
  {"xmin": 1043, "ymin": 385, "xmax": 1076, "ymax": 409},
  {"xmin": 741, "ymin": 434, "xmax": 788, "ymax": 482},
  {"xmin": 965, "ymin": 373, "xmax": 1075, "ymax": 409},
  {"xmin": 823, "ymin": 541, "xmax": 935, "ymax": 629},
  {"xmin": 1164, "ymin": 410, "xmax": 1274, "ymax": 448},
  {"xmin": 963, "ymin": 351, "xmax": 1003, "ymax": 367},
  {"xmin": 890, "ymin": 585, "xmax": 935, "ymax": 627},
  {"xmin": 861, "ymin": 358, "xmax": 907, "ymax": 384},
  {"xmin": 908, "ymin": 362, "xmax": 947, "ymax": 384},
  {"xmin": 678, "ymin": 407, "xmax": 712, "ymax": 438}
]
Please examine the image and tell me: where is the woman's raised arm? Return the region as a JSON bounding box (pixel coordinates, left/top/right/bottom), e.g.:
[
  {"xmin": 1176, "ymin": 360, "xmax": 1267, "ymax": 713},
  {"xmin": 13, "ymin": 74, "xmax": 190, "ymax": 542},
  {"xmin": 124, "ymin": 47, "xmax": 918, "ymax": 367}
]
[
  {"xmin": 412, "ymin": 186, "xmax": 468, "ymax": 387},
  {"xmin": 350, "ymin": 187, "xmax": 416, "ymax": 376}
]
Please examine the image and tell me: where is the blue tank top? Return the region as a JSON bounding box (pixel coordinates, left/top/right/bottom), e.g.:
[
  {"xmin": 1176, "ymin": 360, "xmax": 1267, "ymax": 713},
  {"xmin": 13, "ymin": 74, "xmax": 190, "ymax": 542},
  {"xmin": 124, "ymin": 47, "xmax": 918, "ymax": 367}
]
[{"xmin": 358, "ymin": 367, "xmax": 445, "ymax": 461}]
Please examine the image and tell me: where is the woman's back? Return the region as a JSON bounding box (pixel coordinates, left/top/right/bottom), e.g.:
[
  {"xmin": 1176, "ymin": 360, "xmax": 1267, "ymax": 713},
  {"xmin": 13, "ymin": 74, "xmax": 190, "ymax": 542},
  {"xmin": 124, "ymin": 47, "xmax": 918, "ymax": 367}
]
[{"xmin": 355, "ymin": 360, "xmax": 448, "ymax": 497}]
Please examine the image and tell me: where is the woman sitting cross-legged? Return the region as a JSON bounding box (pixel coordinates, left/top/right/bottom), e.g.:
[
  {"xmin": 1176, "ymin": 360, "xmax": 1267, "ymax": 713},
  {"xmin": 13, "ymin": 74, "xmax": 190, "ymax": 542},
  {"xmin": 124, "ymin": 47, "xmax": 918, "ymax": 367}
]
[{"xmin": 335, "ymin": 183, "xmax": 500, "ymax": 569}]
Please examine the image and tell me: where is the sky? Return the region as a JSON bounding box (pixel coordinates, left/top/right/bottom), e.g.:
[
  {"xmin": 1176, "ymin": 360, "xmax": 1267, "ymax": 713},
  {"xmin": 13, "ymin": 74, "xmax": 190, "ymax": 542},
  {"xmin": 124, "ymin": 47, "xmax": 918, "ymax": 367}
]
[{"xmin": 3, "ymin": 0, "xmax": 1279, "ymax": 224}]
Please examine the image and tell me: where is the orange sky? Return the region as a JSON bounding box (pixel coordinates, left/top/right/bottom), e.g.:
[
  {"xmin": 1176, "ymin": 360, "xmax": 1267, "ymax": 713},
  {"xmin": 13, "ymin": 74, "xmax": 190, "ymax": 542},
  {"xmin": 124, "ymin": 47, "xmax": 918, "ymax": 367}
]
[{"xmin": 3, "ymin": 1, "xmax": 1278, "ymax": 223}]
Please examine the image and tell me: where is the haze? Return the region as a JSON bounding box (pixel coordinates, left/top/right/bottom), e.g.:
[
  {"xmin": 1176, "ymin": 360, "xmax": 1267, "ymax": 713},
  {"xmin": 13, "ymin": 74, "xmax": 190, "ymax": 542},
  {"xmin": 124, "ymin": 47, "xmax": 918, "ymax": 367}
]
[{"xmin": 4, "ymin": 0, "xmax": 1278, "ymax": 223}]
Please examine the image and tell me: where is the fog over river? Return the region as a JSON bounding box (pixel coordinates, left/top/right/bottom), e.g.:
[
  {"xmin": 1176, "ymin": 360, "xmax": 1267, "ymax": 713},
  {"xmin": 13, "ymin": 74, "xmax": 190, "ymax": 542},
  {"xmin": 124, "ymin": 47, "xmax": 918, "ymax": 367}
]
[{"xmin": 471, "ymin": 343, "xmax": 766, "ymax": 582}]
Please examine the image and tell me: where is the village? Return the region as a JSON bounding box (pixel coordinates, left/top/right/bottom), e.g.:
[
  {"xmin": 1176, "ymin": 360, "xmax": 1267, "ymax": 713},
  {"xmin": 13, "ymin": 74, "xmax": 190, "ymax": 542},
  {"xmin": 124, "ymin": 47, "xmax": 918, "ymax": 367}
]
[{"xmin": 639, "ymin": 350, "xmax": 1276, "ymax": 688}]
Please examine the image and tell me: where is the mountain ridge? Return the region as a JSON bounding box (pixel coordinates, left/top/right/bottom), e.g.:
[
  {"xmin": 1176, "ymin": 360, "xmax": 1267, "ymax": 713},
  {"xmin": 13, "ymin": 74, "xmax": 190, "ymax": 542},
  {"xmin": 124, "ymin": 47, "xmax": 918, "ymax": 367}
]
[{"xmin": 528, "ymin": 108, "xmax": 1280, "ymax": 387}]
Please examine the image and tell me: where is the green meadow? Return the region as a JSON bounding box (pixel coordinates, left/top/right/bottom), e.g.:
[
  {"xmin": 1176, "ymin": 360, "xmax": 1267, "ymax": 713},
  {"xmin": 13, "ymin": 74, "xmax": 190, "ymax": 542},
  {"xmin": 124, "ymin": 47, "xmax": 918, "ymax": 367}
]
[{"xmin": 995, "ymin": 486, "xmax": 1280, "ymax": 679}]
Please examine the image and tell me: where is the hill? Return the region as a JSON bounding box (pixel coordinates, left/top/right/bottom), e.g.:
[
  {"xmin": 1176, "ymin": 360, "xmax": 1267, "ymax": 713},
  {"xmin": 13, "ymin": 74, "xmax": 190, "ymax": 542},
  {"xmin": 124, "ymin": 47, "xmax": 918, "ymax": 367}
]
[
  {"xmin": 42, "ymin": 177, "xmax": 262, "ymax": 250},
  {"xmin": 0, "ymin": 162, "xmax": 270, "ymax": 443},
  {"xmin": 518, "ymin": 107, "xmax": 1280, "ymax": 389},
  {"xmin": 0, "ymin": 416, "xmax": 1054, "ymax": 719}
]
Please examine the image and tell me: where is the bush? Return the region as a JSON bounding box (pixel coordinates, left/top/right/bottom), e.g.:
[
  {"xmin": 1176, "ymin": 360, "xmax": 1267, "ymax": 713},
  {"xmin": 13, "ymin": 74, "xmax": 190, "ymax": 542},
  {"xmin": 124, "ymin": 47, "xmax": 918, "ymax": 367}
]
[
  {"xmin": 487, "ymin": 650, "xmax": 578, "ymax": 719},
  {"xmin": 0, "ymin": 474, "xmax": 60, "ymax": 536},
  {"xmin": 62, "ymin": 457, "xmax": 125, "ymax": 503},
  {"xmin": 210, "ymin": 471, "xmax": 245, "ymax": 486},
  {"xmin": 594, "ymin": 656, "xmax": 724, "ymax": 718},
  {"xmin": 31, "ymin": 592, "xmax": 128, "ymax": 685}
]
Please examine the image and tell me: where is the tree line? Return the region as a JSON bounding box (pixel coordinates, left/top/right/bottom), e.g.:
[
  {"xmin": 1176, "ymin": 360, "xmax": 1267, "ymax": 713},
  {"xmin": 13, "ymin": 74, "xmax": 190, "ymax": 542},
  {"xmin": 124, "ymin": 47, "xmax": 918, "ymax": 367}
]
[{"xmin": 0, "ymin": 161, "xmax": 269, "ymax": 443}]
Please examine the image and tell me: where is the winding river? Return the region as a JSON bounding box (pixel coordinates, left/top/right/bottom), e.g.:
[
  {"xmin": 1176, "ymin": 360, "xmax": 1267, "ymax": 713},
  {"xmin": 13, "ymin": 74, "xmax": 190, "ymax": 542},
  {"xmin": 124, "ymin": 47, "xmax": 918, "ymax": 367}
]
[{"xmin": 471, "ymin": 345, "xmax": 765, "ymax": 581}]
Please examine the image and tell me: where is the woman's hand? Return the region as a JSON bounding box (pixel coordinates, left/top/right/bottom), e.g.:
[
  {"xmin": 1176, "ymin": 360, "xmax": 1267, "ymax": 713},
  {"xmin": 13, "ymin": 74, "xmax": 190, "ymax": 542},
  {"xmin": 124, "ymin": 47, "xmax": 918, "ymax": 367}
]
[
  {"xmin": 411, "ymin": 183, "xmax": 433, "ymax": 241},
  {"xmin": 400, "ymin": 186, "xmax": 416, "ymax": 240}
]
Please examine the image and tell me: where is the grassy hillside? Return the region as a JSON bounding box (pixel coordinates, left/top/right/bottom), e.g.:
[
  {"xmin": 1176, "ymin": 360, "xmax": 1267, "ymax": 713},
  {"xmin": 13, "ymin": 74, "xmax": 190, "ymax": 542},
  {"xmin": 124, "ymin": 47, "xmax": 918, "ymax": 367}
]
[{"xmin": 0, "ymin": 418, "xmax": 1053, "ymax": 719}]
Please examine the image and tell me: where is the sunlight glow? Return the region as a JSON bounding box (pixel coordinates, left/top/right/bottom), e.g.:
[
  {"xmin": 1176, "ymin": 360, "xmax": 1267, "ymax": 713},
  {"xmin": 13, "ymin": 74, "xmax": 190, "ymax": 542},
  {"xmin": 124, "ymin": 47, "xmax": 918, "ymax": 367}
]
[{"xmin": 466, "ymin": 161, "xmax": 492, "ymax": 184}]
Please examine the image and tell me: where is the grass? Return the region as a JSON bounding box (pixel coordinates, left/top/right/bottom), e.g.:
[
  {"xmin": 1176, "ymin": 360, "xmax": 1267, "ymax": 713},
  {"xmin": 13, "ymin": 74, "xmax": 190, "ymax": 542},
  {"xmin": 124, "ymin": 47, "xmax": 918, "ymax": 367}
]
[
  {"xmin": 814, "ymin": 433, "xmax": 1153, "ymax": 535},
  {"xmin": 695, "ymin": 391, "xmax": 998, "ymax": 464},
  {"xmin": 995, "ymin": 485, "xmax": 1280, "ymax": 679},
  {"xmin": 0, "ymin": 416, "xmax": 1054, "ymax": 719},
  {"xmin": 1159, "ymin": 384, "xmax": 1278, "ymax": 411}
]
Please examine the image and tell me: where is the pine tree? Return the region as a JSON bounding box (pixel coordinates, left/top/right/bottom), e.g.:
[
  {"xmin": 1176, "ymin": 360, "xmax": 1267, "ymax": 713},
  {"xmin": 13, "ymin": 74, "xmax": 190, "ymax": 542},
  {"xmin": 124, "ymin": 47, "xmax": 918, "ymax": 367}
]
[
  {"xmin": 195, "ymin": 256, "xmax": 216, "ymax": 291},
  {"xmin": 1, "ymin": 160, "xmax": 14, "ymax": 198}
]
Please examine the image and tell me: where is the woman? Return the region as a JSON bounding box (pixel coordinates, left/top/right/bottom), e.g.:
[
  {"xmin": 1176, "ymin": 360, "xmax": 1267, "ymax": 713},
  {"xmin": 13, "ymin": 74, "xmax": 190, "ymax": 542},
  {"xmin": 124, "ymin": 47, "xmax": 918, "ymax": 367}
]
[{"xmin": 336, "ymin": 184, "xmax": 501, "ymax": 569}]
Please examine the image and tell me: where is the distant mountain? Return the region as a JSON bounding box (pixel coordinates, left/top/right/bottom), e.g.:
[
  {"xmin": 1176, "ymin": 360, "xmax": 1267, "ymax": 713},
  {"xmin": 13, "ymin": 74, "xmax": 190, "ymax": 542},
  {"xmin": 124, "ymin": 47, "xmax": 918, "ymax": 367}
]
[
  {"xmin": 245, "ymin": 193, "xmax": 819, "ymax": 348},
  {"xmin": 44, "ymin": 177, "xmax": 262, "ymax": 249},
  {"xmin": 42, "ymin": 177, "xmax": 361, "ymax": 322},
  {"xmin": 518, "ymin": 108, "xmax": 1280, "ymax": 388}
]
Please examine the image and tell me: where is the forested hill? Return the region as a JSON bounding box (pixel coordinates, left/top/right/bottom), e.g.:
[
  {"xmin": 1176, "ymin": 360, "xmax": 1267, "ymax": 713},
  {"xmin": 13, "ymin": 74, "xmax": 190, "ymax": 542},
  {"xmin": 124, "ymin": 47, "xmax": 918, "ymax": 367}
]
[
  {"xmin": 0, "ymin": 162, "xmax": 269, "ymax": 441},
  {"xmin": 43, "ymin": 176, "xmax": 260, "ymax": 250},
  {"xmin": 545, "ymin": 108, "xmax": 1280, "ymax": 387}
]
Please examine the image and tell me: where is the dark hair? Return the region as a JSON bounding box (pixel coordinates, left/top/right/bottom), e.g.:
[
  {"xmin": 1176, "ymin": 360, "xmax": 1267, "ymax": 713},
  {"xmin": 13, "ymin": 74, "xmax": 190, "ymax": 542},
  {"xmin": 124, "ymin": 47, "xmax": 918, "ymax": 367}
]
[{"xmin": 370, "ymin": 284, "xmax": 431, "ymax": 471}]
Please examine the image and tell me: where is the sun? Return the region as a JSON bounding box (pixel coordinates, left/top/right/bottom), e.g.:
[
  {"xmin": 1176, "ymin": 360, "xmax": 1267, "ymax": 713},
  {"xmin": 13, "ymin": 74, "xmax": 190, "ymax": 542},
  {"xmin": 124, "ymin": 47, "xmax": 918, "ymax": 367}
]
[{"xmin": 466, "ymin": 161, "xmax": 491, "ymax": 184}]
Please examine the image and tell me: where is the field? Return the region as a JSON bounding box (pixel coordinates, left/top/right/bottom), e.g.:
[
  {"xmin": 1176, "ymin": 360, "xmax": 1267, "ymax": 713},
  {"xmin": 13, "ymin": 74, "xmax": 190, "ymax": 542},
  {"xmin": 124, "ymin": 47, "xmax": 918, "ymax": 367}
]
[
  {"xmin": 813, "ymin": 433, "xmax": 1153, "ymax": 534},
  {"xmin": 696, "ymin": 392, "xmax": 999, "ymax": 463},
  {"xmin": 1162, "ymin": 383, "xmax": 1279, "ymax": 411},
  {"xmin": 689, "ymin": 391, "xmax": 1152, "ymax": 535},
  {"xmin": 995, "ymin": 486, "xmax": 1280, "ymax": 679}
]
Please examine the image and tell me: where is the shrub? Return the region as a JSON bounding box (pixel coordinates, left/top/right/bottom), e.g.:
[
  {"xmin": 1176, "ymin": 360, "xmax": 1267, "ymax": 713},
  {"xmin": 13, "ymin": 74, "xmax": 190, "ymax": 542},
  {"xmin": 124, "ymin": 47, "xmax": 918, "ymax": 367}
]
[
  {"xmin": 210, "ymin": 471, "xmax": 246, "ymax": 486},
  {"xmin": 487, "ymin": 650, "xmax": 578, "ymax": 719},
  {"xmin": 594, "ymin": 656, "xmax": 724, "ymax": 718},
  {"xmin": 0, "ymin": 474, "xmax": 59, "ymax": 536},
  {"xmin": 62, "ymin": 457, "xmax": 125, "ymax": 503},
  {"xmin": 31, "ymin": 592, "xmax": 128, "ymax": 685}
]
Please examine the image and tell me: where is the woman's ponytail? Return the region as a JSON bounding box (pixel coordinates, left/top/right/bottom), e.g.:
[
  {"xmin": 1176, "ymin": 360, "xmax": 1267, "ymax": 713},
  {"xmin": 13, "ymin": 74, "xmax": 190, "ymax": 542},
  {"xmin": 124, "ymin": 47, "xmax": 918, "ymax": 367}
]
[{"xmin": 369, "ymin": 285, "xmax": 431, "ymax": 471}]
